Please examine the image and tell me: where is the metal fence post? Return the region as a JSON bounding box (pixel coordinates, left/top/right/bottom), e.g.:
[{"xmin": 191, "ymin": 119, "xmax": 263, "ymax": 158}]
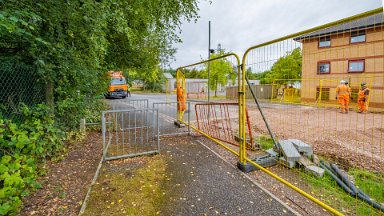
[
  {"xmin": 156, "ymin": 109, "xmax": 160, "ymax": 153},
  {"xmin": 318, "ymin": 80, "xmax": 323, "ymax": 108},
  {"xmin": 101, "ymin": 112, "xmax": 106, "ymax": 160},
  {"xmin": 188, "ymin": 101, "xmax": 191, "ymax": 135}
]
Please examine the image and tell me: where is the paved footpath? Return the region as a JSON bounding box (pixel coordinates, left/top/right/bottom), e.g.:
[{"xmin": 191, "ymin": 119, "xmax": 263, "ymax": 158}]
[{"xmin": 158, "ymin": 136, "xmax": 298, "ymax": 216}]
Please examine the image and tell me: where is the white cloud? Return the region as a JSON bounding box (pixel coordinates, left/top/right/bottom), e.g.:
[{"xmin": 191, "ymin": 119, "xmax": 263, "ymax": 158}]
[{"xmin": 170, "ymin": 0, "xmax": 383, "ymax": 68}]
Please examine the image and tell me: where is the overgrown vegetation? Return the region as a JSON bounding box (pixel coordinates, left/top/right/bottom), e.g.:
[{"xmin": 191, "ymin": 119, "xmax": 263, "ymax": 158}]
[
  {"xmin": 302, "ymin": 168, "xmax": 384, "ymax": 215},
  {"xmin": 0, "ymin": 105, "xmax": 64, "ymax": 215},
  {"xmin": 0, "ymin": 0, "xmax": 200, "ymax": 214},
  {"xmin": 0, "ymin": 0, "xmax": 200, "ymax": 129}
]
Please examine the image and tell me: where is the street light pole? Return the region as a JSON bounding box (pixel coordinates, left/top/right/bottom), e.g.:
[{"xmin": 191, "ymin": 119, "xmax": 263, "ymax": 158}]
[{"xmin": 208, "ymin": 21, "xmax": 211, "ymax": 103}]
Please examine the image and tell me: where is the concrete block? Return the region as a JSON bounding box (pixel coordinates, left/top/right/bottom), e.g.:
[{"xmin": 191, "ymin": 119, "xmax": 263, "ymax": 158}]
[
  {"xmin": 312, "ymin": 154, "xmax": 320, "ymax": 166},
  {"xmin": 288, "ymin": 139, "xmax": 313, "ymax": 157},
  {"xmin": 266, "ymin": 148, "xmax": 278, "ymax": 158},
  {"xmin": 305, "ymin": 165, "xmax": 325, "ymax": 177},
  {"xmin": 279, "ymin": 140, "xmax": 301, "ymax": 163},
  {"xmin": 252, "ymin": 154, "xmax": 278, "ymax": 168},
  {"xmin": 279, "ymin": 157, "xmax": 296, "ymax": 168},
  {"xmin": 298, "ymin": 156, "xmax": 313, "ymax": 167}
]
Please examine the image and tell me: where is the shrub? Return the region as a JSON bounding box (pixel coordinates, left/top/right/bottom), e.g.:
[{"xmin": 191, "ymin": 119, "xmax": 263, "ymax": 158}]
[{"xmin": 0, "ymin": 104, "xmax": 64, "ymax": 215}]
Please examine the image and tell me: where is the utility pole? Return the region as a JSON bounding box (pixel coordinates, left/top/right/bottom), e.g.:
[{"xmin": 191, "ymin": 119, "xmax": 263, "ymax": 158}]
[{"xmin": 208, "ymin": 21, "xmax": 211, "ymax": 103}]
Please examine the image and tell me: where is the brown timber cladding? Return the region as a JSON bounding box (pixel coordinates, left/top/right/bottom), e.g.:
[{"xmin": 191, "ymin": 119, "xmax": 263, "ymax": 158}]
[{"xmin": 300, "ymin": 25, "xmax": 384, "ymax": 108}]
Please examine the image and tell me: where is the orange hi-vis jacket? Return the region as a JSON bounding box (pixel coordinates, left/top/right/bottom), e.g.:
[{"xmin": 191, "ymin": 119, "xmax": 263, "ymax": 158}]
[
  {"xmin": 358, "ymin": 88, "xmax": 369, "ymax": 100},
  {"xmin": 336, "ymin": 84, "xmax": 351, "ymax": 111},
  {"xmin": 177, "ymin": 85, "xmax": 186, "ymax": 111},
  {"xmin": 336, "ymin": 84, "xmax": 350, "ymax": 96}
]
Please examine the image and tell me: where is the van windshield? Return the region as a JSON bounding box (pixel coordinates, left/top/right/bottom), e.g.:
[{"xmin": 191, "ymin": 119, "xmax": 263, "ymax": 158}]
[{"xmin": 110, "ymin": 78, "xmax": 126, "ymax": 85}]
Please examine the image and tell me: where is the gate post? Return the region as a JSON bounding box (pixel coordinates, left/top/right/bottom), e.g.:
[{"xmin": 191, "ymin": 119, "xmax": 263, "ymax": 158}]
[
  {"xmin": 101, "ymin": 112, "xmax": 106, "ymax": 160},
  {"xmin": 238, "ymin": 62, "xmax": 247, "ymax": 168}
]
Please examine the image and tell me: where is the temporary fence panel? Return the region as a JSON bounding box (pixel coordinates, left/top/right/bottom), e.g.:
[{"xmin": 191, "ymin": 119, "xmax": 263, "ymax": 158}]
[
  {"xmin": 242, "ymin": 8, "xmax": 383, "ymax": 216},
  {"xmin": 194, "ymin": 102, "xmax": 257, "ymax": 150},
  {"xmin": 121, "ymin": 98, "xmax": 148, "ymax": 109},
  {"xmin": 186, "ymin": 79, "xmax": 209, "ymax": 99},
  {"xmin": 109, "ymin": 98, "xmax": 149, "ymax": 110},
  {"xmin": 226, "ymin": 85, "xmax": 276, "ymax": 100},
  {"xmin": 176, "ymin": 53, "xmax": 247, "ymax": 160},
  {"xmin": 153, "ymin": 101, "xmax": 191, "ymax": 136},
  {"xmin": 102, "ymin": 109, "xmax": 159, "ymax": 161},
  {"xmin": 172, "ymin": 8, "xmax": 383, "ymax": 216}
]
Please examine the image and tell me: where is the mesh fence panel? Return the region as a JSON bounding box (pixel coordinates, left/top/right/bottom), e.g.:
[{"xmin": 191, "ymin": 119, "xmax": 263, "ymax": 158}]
[{"xmin": 0, "ymin": 62, "xmax": 45, "ymax": 121}]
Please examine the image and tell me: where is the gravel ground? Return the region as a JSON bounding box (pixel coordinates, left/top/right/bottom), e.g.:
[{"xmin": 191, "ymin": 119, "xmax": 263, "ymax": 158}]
[{"xmin": 246, "ymin": 103, "xmax": 384, "ymax": 173}]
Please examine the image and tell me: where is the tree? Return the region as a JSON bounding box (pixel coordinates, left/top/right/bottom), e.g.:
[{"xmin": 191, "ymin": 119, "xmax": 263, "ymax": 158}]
[
  {"xmin": 206, "ymin": 50, "xmax": 235, "ymax": 97},
  {"xmin": 183, "ymin": 68, "xmax": 207, "ymax": 78},
  {"xmin": 255, "ymin": 47, "xmax": 302, "ymax": 84},
  {"xmin": 0, "ymin": 0, "xmax": 200, "ymax": 128},
  {"xmin": 246, "ymin": 67, "xmax": 258, "ymax": 80}
]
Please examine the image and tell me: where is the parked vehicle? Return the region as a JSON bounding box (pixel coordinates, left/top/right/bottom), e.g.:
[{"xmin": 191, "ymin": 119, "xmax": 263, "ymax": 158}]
[{"xmin": 105, "ymin": 71, "xmax": 128, "ymax": 99}]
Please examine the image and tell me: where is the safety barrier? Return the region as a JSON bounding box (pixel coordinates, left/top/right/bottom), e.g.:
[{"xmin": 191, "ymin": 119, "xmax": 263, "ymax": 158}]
[
  {"xmin": 176, "ymin": 7, "xmax": 383, "ymax": 216},
  {"xmin": 176, "ymin": 53, "xmax": 246, "ymax": 158},
  {"xmin": 109, "ymin": 98, "xmax": 149, "ymax": 110},
  {"xmin": 194, "ymin": 102, "xmax": 256, "ymax": 150},
  {"xmin": 153, "ymin": 101, "xmax": 191, "ymax": 136},
  {"xmin": 101, "ymin": 109, "xmax": 159, "ymax": 161},
  {"xmin": 241, "ymin": 7, "xmax": 383, "ymax": 216}
]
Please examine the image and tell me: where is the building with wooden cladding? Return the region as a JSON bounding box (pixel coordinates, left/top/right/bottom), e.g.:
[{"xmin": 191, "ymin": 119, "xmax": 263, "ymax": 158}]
[{"xmin": 294, "ymin": 12, "xmax": 383, "ymax": 108}]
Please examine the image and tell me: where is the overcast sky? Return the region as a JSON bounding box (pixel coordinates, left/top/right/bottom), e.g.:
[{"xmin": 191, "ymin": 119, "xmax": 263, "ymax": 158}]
[{"xmin": 170, "ymin": 0, "xmax": 383, "ymax": 68}]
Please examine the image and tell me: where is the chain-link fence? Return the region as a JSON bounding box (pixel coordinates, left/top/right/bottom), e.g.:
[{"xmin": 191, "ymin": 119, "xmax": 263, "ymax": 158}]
[{"xmin": 0, "ymin": 62, "xmax": 45, "ymax": 121}]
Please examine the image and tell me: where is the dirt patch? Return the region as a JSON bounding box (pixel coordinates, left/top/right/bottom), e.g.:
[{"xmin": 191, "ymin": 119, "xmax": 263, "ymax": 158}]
[{"xmin": 21, "ymin": 132, "xmax": 102, "ymax": 216}]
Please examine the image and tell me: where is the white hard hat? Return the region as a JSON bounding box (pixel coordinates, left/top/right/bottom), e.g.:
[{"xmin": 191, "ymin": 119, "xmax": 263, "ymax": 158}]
[{"xmin": 340, "ymin": 80, "xmax": 345, "ymax": 84}]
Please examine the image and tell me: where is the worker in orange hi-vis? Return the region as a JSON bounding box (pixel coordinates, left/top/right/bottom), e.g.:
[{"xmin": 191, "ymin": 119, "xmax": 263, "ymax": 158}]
[
  {"xmin": 176, "ymin": 81, "xmax": 186, "ymax": 120},
  {"xmin": 336, "ymin": 80, "xmax": 350, "ymax": 113},
  {"xmin": 344, "ymin": 81, "xmax": 352, "ymax": 111},
  {"xmin": 358, "ymin": 82, "xmax": 370, "ymax": 113}
]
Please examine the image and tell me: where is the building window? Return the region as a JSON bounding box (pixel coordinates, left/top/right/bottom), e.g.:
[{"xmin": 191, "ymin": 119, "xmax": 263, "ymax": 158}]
[
  {"xmin": 319, "ymin": 36, "xmax": 331, "ymax": 47},
  {"xmin": 318, "ymin": 62, "xmax": 330, "ymax": 74},
  {"xmin": 350, "ymin": 30, "xmax": 366, "ymax": 43},
  {"xmin": 348, "ymin": 60, "xmax": 365, "ymax": 73}
]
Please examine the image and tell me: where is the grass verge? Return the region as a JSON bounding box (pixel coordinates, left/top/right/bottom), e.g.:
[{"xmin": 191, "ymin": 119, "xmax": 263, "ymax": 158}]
[
  {"xmin": 300, "ymin": 167, "xmax": 384, "ymax": 215},
  {"xmin": 83, "ymin": 155, "xmax": 167, "ymax": 216}
]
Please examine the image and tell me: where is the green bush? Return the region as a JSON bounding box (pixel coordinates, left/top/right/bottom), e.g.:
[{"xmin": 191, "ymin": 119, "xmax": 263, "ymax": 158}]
[
  {"xmin": 56, "ymin": 95, "xmax": 107, "ymax": 130},
  {"xmin": 0, "ymin": 104, "xmax": 64, "ymax": 215}
]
